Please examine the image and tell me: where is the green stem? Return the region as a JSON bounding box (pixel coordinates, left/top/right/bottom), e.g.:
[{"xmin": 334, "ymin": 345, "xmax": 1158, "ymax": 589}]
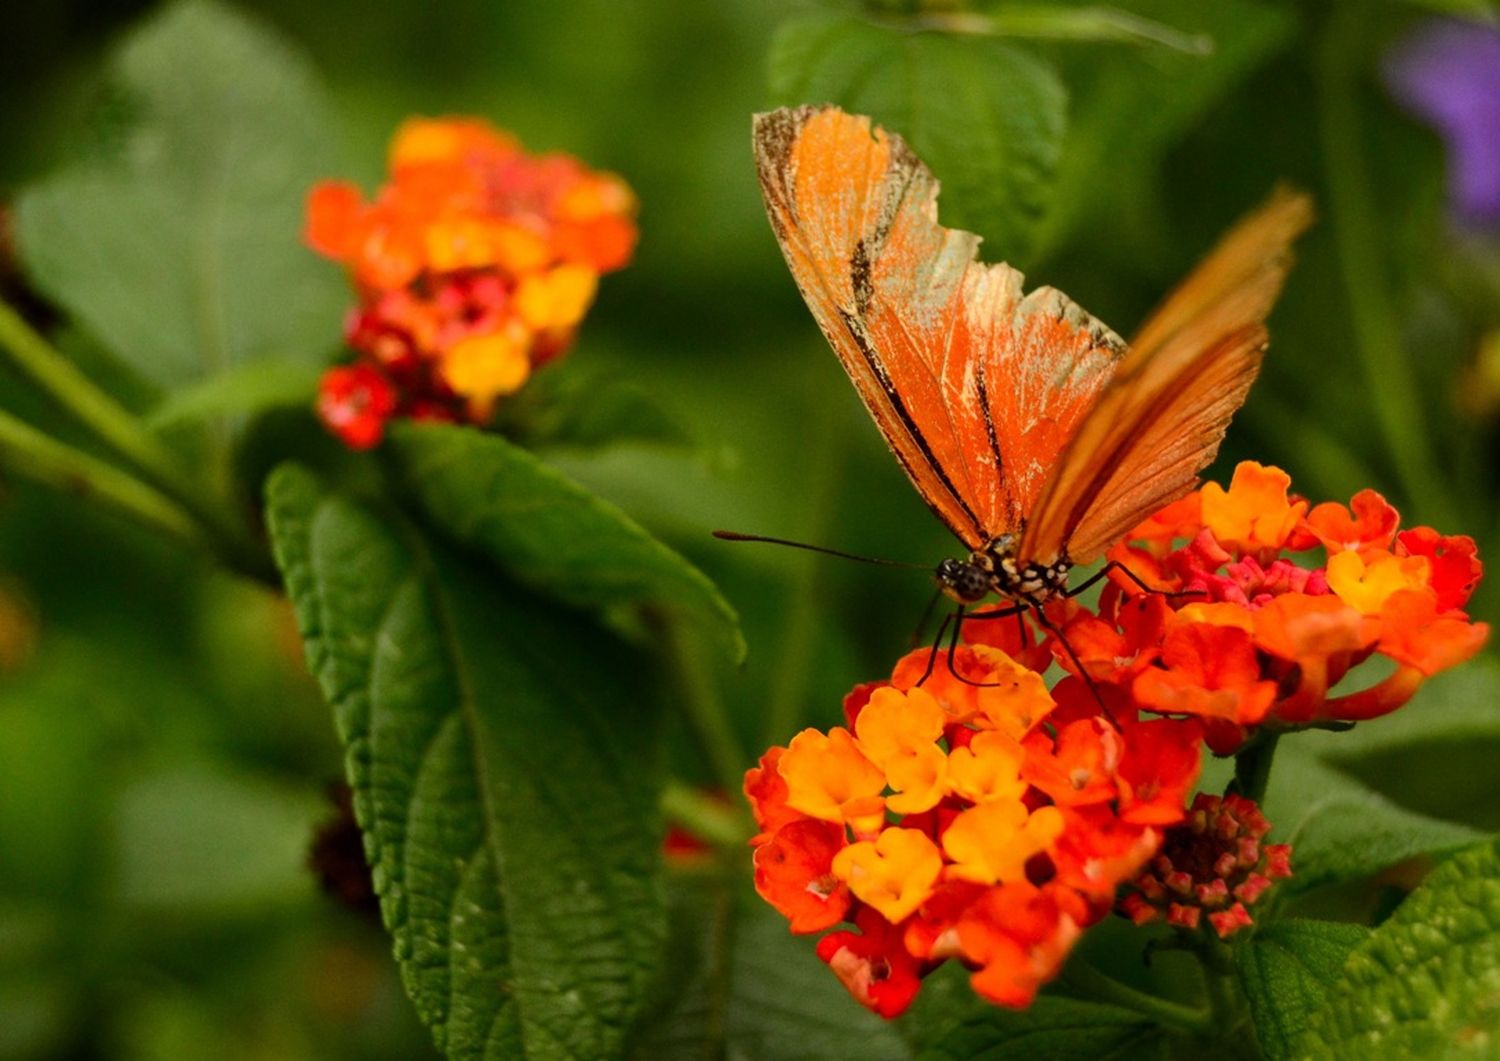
[
  {"xmin": 0, "ymin": 300, "xmax": 275, "ymax": 583},
  {"xmin": 1230, "ymin": 731, "xmax": 1280, "ymax": 805},
  {"xmin": 661, "ymin": 779, "xmax": 751, "ymax": 850},
  {"xmin": 657, "ymin": 614, "xmax": 754, "ymax": 821},
  {"xmin": 1314, "ymin": 11, "xmax": 1457, "ymax": 529},
  {"xmin": 763, "ymin": 392, "xmax": 846, "ymax": 749},
  {"xmin": 1192, "ymin": 936, "xmax": 1257, "ymax": 1058},
  {"xmin": 0, "ymin": 408, "xmax": 204, "ymax": 547},
  {"xmin": 1060, "ymin": 958, "xmax": 1212, "ymax": 1034}
]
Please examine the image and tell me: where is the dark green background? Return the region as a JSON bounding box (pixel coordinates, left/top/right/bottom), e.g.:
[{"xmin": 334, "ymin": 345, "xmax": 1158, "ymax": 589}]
[{"xmin": 1, "ymin": 1, "xmax": 1496, "ymax": 1057}]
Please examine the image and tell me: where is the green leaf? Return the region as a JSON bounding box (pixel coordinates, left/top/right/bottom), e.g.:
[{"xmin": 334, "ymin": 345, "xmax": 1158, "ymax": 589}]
[
  {"xmin": 266, "ymin": 463, "xmax": 666, "ymax": 1060},
  {"xmin": 902, "ymin": 965, "xmax": 1168, "ymax": 1060},
  {"xmin": 386, "ymin": 421, "xmax": 745, "ymax": 662},
  {"xmin": 1263, "ymin": 746, "xmax": 1484, "ymax": 892},
  {"xmin": 1292, "ymin": 659, "xmax": 1500, "ymax": 832},
  {"xmin": 14, "ymin": 0, "xmax": 345, "ymax": 388},
  {"xmin": 110, "ymin": 763, "xmax": 319, "ymax": 916},
  {"xmin": 631, "ymin": 884, "xmax": 909, "ymax": 1060},
  {"xmin": 768, "ymin": 13, "xmax": 1066, "ymax": 262},
  {"xmin": 1295, "ymin": 837, "xmax": 1500, "ymax": 1058},
  {"xmin": 144, "ymin": 359, "xmax": 324, "ymax": 430},
  {"xmin": 1237, "ymin": 919, "xmax": 1370, "ymax": 1061},
  {"xmin": 1032, "ymin": 0, "xmax": 1294, "ymax": 259},
  {"xmin": 494, "ymin": 366, "xmax": 694, "ymax": 453}
]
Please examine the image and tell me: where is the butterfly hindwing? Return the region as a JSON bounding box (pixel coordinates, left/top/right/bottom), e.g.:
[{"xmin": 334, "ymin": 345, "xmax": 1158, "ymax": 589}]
[
  {"xmin": 1020, "ymin": 189, "xmax": 1314, "ymax": 564},
  {"xmin": 754, "ymin": 105, "xmax": 1124, "ymax": 550}
]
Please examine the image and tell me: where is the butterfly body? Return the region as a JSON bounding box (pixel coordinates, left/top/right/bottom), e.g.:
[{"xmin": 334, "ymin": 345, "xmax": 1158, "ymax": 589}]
[
  {"xmin": 754, "ymin": 104, "xmax": 1310, "ymax": 617},
  {"xmin": 936, "ymin": 540, "xmax": 1071, "ymax": 605}
]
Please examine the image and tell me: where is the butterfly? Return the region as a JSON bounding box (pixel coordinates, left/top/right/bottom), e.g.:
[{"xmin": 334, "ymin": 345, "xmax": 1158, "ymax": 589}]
[{"xmin": 753, "ymin": 104, "xmax": 1311, "ymax": 626}]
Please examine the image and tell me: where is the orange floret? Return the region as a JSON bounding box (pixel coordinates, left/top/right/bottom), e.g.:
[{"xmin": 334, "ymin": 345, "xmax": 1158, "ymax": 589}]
[
  {"xmin": 942, "ymin": 801, "xmax": 1065, "ymax": 886},
  {"xmin": 832, "ymin": 828, "xmax": 944, "ymax": 923},
  {"xmin": 958, "ymin": 883, "xmax": 1087, "ymax": 1009},
  {"xmin": 752, "ymin": 819, "xmax": 850, "ymax": 933},
  {"xmin": 1200, "ymin": 462, "xmax": 1308, "ymax": 558},
  {"xmin": 1133, "ymin": 623, "xmax": 1278, "ymax": 725},
  {"xmin": 853, "ymin": 687, "xmax": 948, "ymax": 815},
  {"xmin": 946, "ymin": 731, "xmax": 1027, "ymax": 805},
  {"xmin": 1326, "ymin": 550, "xmax": 1432, "ymax": 615},
  {"xmin": 1298, "ymin": 489, "xmax": 1401, "ymax": 556},
  {"xmin": 780, "ymin": 727, "xmax": 886, "ymax": 832}
]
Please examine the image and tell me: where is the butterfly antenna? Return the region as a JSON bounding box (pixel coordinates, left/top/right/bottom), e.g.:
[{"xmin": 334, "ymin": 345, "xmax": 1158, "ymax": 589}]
[{"xmin": 713, "ymin": 530, "xmax": 929, "ymax": 569}]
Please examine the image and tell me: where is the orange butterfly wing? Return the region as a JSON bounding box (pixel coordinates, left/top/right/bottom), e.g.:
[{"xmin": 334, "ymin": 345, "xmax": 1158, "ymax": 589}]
[
  {"xmin": 1020, "ymin": 188, "xmax": 1314, "ymax": 565},
  {"xmin": 754, "ymin": 105, "xmax": 1125, "ymax": 550}
]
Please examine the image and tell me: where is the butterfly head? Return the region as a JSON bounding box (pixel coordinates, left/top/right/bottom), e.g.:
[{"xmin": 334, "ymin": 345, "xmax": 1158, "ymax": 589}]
[{"xmin": 935, "ymin": 556, "xmax": 992, "ymax": 603}]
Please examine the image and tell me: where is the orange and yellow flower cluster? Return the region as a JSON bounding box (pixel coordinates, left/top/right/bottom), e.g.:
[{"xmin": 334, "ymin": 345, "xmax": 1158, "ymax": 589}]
[
  {"xmin": 306, "ymin": 117, "xmax": 637, "ymax": 448},
  {"xmin": 746, "ymin": 645, "xmax": 1203, "ymax": 1016},
  {"xmin": 1081, "ymin": 461, "xmax": 1488, "ymax": 753},
  {"xmin": 746, "ymin": 463, "xmax": 1486, "ymax": 1018}
]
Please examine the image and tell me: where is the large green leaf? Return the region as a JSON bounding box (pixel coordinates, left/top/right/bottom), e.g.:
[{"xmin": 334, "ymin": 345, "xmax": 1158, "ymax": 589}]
[
  {"xmin": 14, "ymin": 0, "xmax": 345, "ymax": 388},
  {"xmin": 1295, "ymin": 837, "xmax": 1500, "ymax": 1058},
  {"xmin": 1237, "ymin": 919, "xmax": 1370, "ymax": 1061},
  {"xmin": 110, "ymin": 763, "xmax": 318, "ymax": 917},
  {"xmin": 1032, "ymin": 0, "xmax": 1294, "ymax": 260},
  {"xmin": 1263, "ymin": 746, "xmax": 1483, "ymax": 892},
  {"xmin": 494, "ymin": 366, "xmax": 695, "ymax": 454},
  {"xmin": 266, "ymin": 463, "xmax": 666, "ymax": 1060},
  {"xmin": 768, "ymin": 13, "xmax": 1066, "ymax": 263},
  {"xmin": 901, "ymin": 964, "xmax": 1168, "ymax": 1060},
  {"xmin": 386, "ymin": 421, "xmax": 745, "ymax": 662},
  {"xmin": 1295, "ymin": 658, "xmax": 1500, "ymax": 831}
]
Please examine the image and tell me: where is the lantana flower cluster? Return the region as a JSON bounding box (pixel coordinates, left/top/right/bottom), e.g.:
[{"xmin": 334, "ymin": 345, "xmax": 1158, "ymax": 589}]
[
  {"xmin": 746, "ymin": 644, "xmax": 1204, "ymax": 1016},
  {"xmin": 1084, "ymin": 461, "xmax": 1488, "ymax": 753},
  {"xmin": 305, "ymin": 117, "xmax": 637, "ymax": 448},
  {"xmin": 746, "ymin": 463, "xmax": 1487, "ymax": 1019}
]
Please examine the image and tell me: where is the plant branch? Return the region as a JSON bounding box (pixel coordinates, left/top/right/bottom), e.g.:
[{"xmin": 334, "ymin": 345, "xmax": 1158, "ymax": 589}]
[
  {"xmin": 1190, "ymin": 936, "xmax": 1257, "ymax": 1058},
  {"xmin": 0, "ymin": 299, "xmax": 276, "ymax": 582},
  {"xmin": 0, "ymin": 408, "xmax": 204, "ymax": 547},
  {"xmin": 1230, "ymin": 731, "xmax": 1280, "ymax": 805},
  {"xmin": 655, "ymin": 612, "xmax": 754, "ymax": 824},
  {"xmin": 661, "ymin": 779, "xmax": 751, "ymax": 850}
]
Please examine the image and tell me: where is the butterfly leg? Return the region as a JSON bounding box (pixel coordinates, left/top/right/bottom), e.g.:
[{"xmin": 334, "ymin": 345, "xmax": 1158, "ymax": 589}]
[
  {"xmin": 944, "ymin": 603, "xmax": 1029, "ymax": 688},
  {"xmin": 1065, "ymin": 560, "xmax": 1204, "ymax": 602},
  {"xmin": 1029, "ymin": 601, "xmax": 1110, "ymax": 712},
  {"xmin": 915, "ymin": 608, "xmax": 955, "ymax": 687}
]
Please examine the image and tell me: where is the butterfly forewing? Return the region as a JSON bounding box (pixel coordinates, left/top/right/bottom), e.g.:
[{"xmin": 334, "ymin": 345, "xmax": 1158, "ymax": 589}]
[{"xmin": 754, "ymin": 105, "xmax": 1124, "ymax": 550}]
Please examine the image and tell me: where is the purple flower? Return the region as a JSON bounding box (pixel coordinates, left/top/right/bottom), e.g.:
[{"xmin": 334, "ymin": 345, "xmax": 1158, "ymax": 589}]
[{"xmin": 1385, "ymin": 19, "xmax": 1500, "ymax": 228}]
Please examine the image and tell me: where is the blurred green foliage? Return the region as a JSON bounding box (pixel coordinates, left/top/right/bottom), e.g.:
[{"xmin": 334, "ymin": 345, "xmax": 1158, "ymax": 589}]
[{"xmin": 1, "ymin": 0, "xmax": 1499, "ymax": 1057}]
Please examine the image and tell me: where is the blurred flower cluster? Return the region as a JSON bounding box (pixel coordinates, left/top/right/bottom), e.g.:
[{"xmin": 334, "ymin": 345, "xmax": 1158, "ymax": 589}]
[
  {"xmin": 746, "ymin": 463, "xmax": 1486, "ymax": 1018},
  {"xmin": 305, "ymin": 117, "xmax": 637, "ymax": 448}
]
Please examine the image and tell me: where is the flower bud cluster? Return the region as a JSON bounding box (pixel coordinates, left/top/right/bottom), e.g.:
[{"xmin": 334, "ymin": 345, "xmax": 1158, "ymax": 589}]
[{"xmin": 1119, "ymin": 792, "xmax": 1292, "ymax": 938}]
